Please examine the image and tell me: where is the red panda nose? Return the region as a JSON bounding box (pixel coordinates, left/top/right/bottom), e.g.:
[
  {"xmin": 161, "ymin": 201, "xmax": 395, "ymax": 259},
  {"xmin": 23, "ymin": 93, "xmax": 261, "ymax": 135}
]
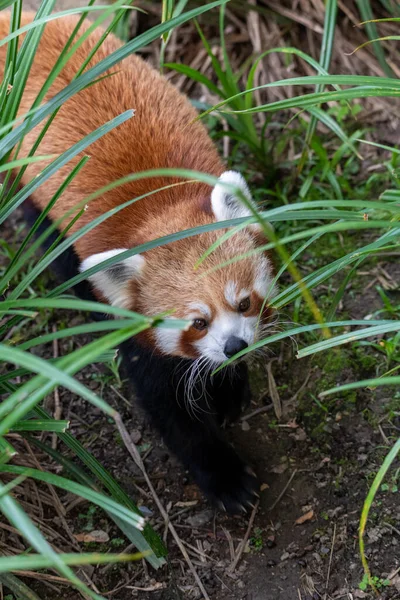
[{"xmin": 224, "ymin": 336, "xmax": 248, "ymax": 358}]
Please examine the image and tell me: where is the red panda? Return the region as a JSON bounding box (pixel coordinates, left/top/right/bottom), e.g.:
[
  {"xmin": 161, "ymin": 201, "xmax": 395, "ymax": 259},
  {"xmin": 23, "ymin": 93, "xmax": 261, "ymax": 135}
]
[{"xmin": 1, "ymin": 13, "xmax": 275, "ymax": 513}]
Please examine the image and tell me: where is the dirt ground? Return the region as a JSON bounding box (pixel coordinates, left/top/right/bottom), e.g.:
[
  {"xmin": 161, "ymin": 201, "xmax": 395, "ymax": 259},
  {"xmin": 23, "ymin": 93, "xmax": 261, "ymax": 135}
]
[{"xmin": 2, "ymin": 226, "xmax": 399, "ymax": 600}]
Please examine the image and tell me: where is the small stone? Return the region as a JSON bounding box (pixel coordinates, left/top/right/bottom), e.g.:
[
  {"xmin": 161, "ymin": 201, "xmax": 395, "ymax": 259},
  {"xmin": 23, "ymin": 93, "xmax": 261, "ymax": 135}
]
[
  {"xmin": 367, "ymin": 527, "xmax": 381, "ymax": 543},
  {"xmin": 138, "ymin": 505, "xmax": 153, "ymax": 517},
  {"xmin": 130, "ymin": 429, "xmax": 142, "ymax": 444},
  {"xmin": 242, "ymin": 421, "xmax": 250, "ymax": 431},
  {"xmin": 267, "ymin": 535, "xmax": 276, "ymax": 548},
  {"xmin": 392, "ymin": 575, "xmax": 400, "ymax": 591},
  {"xmin": 280, "ymin": 552, "xmax": 290, "ymax": 561},
  {"xmin": 186, "ymin": 509, "xmax": 214, "ymax": 528},
  {"xmin": 267, "ymin": 559, "xmax": 276, "ymax": 567}
]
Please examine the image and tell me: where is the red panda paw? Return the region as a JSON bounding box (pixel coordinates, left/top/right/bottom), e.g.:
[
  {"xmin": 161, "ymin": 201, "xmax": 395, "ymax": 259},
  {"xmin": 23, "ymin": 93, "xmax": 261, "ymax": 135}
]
[{"xmin": 198, "ymin": 445, "xmax": 259, "ymax": 515}]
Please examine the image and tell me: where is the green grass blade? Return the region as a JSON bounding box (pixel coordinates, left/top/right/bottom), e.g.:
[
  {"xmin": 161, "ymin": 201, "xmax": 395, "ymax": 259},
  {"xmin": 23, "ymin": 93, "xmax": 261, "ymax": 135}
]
[
  {"xmin": 356, "ymin": 0, "xmax": 395, "ymax": 77},
  {"xmin": 211, "ymin": 320, "xmax": 393, "ymax": 372},
  {"xmin": 359, "ymin": 439, "xmax": 400, "ymax": 591},
  {"xmin": 0, "ymin": 438, "xmax": 17, "ymax": 464},
  {"xmin": 0, "ymin": 481, "xmax": 106, "ymax": 600},
  {"xmin": 0, "ymin": 573, "xmax": 41, "ymax": 600},
  {"xmin": 29, "ymin": 416, "xmax": 167, "ymax": 566},
  {"xmin": 0, "ymin": 465, "xmax": 145, "ymax": 529},
  {"xmin": 0, "ymin": 0, "xmax": 228, "ymax": 157},
  {"xmin": 164, "ymin": 62, "xmax": 222, "ymax": 96},
  {"xmin": 0, "ymin": 110, "xmax": 134, "ymax": 223},
  {"xmin": 0, "ymin": 552, "xmax": 145, "ymax": 573},
  {"xmin": 302, "ymin": 0, "xmax": 338, "ymax": 158},
  {"xmin": 0, "ymin": 323, "xmax": 151, "ymax": 432},
  {"xmin": 320, "ymin": 376, "xmax": 400, "ymax": 396},
  {"xmin": 4, "ymin": 155, "xmax": 90, "ymax": 275},
  {"xmin": 0, "ymin": 154, "xmax": 55, "ymax": 172},
  {"xmin": 0, "ymin": 5, "xmax": 137, "ymax": 48},
  {"xmin": 0, "ymin": 344, "xmax": 123, "ymax": 420},
  {"xmin": 298, "ymin": 322, "xmax": 400, "ymax": 358},
  {"xmin": 10, "ymin": 420, "xmax": 70, "ymax": 432}
]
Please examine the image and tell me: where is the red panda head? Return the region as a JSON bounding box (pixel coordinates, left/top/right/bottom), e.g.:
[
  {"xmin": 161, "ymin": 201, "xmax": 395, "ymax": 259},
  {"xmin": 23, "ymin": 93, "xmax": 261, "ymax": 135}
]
[{"xmin": 80, "ymin": 171, "xmax": 276, "ymax": 365}]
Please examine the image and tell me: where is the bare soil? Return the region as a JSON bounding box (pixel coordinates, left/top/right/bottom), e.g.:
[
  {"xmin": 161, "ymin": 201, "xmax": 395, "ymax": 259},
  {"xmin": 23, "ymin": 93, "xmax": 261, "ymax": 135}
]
[{"xmin": 2, "ymin": 247, "xmax": 398, "ymax": 600}]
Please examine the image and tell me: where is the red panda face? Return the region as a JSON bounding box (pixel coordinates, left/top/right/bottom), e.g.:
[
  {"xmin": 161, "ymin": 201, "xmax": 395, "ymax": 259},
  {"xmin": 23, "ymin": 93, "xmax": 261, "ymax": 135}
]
[{"xmin": 80, "ymin": 171, "xmax": 276, "ymax": 365}]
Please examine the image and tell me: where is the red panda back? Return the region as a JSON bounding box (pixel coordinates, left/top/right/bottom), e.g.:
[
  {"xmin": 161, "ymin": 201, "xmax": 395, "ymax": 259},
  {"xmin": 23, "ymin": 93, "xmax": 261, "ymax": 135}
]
[{"xmin": 0, "ymin": 13, "xmax": 224, "ymax": 258}]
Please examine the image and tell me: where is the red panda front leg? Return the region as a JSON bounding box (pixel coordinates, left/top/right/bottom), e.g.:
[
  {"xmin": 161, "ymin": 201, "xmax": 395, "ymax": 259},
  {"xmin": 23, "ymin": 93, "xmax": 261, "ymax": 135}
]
[
  {"xmin": 120, "ymin": 338, "xmax": 260, "ymax": 514},
  {"xmin": 212, "ymin": 362, "xmax": 252, "ymax": 426}
]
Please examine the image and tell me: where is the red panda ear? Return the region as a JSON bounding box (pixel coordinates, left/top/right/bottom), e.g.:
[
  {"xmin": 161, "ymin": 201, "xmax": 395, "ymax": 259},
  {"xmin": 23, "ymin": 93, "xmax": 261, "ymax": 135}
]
[
  {"xmin": 210, "ymin": 171, "xmax": 262, "ymax": 231},
  {"xmin": 79, "ymin": 249, "xmax": 145, "ymax": 308}
]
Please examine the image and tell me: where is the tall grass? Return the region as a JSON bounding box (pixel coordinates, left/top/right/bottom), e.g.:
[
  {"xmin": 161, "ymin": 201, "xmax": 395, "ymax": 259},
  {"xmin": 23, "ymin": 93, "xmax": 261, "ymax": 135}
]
[
  {"xmin": 0, "ymin": 0, "xmax": 399, "ymax": 597},
  {"xmin": 166, "ymin": 1, "xmax": 400, "ymax": 590},
  {"xmin": 0, "ymin": 1, "xmax": 226, "ymax": 597}
]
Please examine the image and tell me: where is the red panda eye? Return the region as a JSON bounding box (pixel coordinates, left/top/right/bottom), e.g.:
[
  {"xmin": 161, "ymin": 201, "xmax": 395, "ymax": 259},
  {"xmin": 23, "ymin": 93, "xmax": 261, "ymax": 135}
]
[
  {"xmin": 192, "ymin": 318, "xmax": 208, "ymax": 331},
  {"xmin": 238, "ymin": 297, "xmax": 251, "ymax": 313}
]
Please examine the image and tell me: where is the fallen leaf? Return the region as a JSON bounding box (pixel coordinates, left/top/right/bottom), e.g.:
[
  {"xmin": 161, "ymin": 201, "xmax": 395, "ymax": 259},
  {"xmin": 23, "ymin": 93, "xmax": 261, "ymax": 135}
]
[
  {"xmin": 270, "ymin": 462, "xmax": 288, "ymax": 474},
  {"xmin": 260, "ymin": 483, "xmax": 269, "ymax": 492},
  {"xmin": 75, "ymin": 530, "xmax": 110, "ymax": 543},
  {"xmin": 267, "ymin": 362, "xmax": 281, "ymax": 419},
  {"xmin": 295, "ymin": 510, "xmax": 314, "ymax": 525}
]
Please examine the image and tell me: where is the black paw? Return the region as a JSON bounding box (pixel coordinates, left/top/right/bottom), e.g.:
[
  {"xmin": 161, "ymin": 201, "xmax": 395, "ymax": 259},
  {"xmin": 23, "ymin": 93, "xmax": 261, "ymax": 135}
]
[
  {"xmin": 220, "ymin": 400, "xmax": 247, "ymax": 427},
  {"xmin": 196, "ymin": 447, "xmax": 259, "ymax": 515}
]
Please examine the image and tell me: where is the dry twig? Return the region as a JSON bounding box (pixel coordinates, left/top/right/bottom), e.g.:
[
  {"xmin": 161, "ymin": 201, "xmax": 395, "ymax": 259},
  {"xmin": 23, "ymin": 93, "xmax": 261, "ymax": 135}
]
[
  {"xmin": 115, "ymin": 413, "xmax": 211, "ymax": 600},
  {"xmin": 228, "ymin": 500, "xmax": 259, "ymax": 573},
  {"xmin": 268, "ymin": 469, "xmax": 298, "ymax": 511}
]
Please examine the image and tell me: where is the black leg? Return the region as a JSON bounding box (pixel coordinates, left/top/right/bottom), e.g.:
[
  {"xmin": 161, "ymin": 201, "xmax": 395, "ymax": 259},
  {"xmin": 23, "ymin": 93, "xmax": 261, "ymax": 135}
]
[
  {"xmin": 23, "ymin": 200, "xmax": 103, "ymax": 314},
  {"xmin": 120, "ymin": 340, "xmax": 259, "ymax": 514},
  {"xmin": 211, "ymin": 362, "xmax": 251, "ymax": 426}
]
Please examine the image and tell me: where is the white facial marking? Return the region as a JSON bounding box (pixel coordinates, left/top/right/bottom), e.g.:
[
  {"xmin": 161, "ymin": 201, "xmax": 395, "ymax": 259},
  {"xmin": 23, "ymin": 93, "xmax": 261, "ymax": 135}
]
[
  {"xmin": 224, "ymin": 281, "xmax": 237, "ymax": 308},
  {"xmin": 80, "ymin": 249, "xmax": 145, "ymax": 308},
  {"xmin": 224, "ymin": 281, "xmax": 251, "ymax": 309},
  {"xmin": 154, "ymin": 318, "xmax": 181, "ymax": 354},
  {"xmin": 254, "ymin": 256, "xmax": 276, "ymax": 300},
  {"xmin": 186, "ymin": 301, "xmax": 211, "ymax": 320},
  {"xmin": 194, "ymin": 310, "xmax": 257, "ymax": 364}
]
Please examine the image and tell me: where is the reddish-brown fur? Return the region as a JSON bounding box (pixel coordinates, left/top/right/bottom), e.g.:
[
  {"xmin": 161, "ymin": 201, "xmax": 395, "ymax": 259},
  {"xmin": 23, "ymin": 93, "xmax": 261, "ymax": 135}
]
[
  {"xmin": 0, "ymin": 12, "xmax": 224, "ymax": 261},
  {"xmin": 1, "ymin": 14, "xmax": 272, "ymax": 357}
]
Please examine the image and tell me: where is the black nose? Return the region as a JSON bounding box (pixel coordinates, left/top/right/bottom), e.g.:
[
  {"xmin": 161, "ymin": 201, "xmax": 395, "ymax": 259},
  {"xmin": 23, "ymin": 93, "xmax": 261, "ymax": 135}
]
[{"xmin": 224, "ymin": 336, "xmax": 248, "ymax": 358}]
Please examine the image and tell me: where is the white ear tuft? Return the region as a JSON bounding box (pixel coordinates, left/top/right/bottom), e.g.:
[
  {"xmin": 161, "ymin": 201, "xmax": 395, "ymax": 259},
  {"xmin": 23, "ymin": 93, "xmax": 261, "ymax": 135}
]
[
  {"xmin": 79, "ymin": 249, "xmax": 145, "ymax": 308},
  {"xmin": 211, "ymin": 171, "xmax": 260, "ymax": 229}
]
